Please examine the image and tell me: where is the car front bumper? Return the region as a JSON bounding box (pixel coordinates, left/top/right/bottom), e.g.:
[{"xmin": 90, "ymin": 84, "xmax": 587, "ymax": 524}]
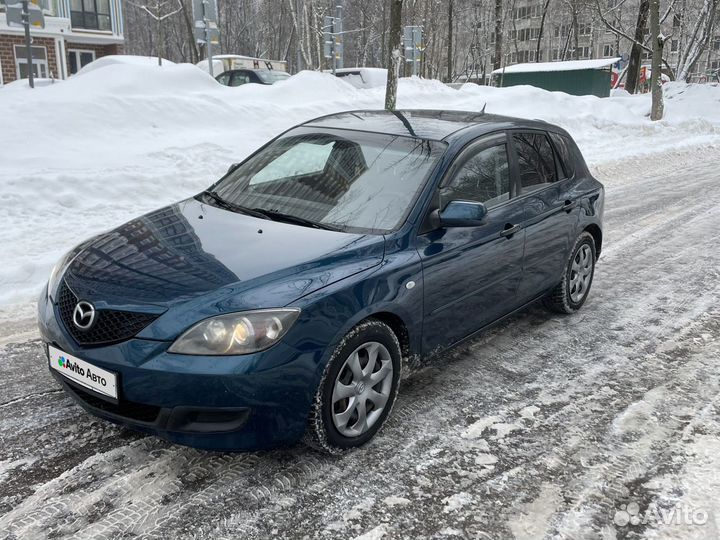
[{"xmin": 38, "ymin": 288, "xmax": 323, "ymax": 451}]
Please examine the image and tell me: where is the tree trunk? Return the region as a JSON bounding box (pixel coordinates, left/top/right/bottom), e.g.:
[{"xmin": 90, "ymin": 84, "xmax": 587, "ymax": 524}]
[
  {"xmin": 180, "ymin": 0, "xmax": 199, "ymax": 63},
  {"xmin": 626, "ymin": 0, "xmax": 649, "ymax": 94},
  {"xmin": 157, "ymin": 11, "xmax": 164, "ymax": 66},
  {"xmin": 385, "ymin": 0, "xmax": 403, "ymax": 111},
  {"xmin": 571, "ymin": 9, "xmax": 579, "ymax": 59},
  {"xmin": 493, "ymin": 0, "xmax": 503, "ymax": 70},
  {"xmin": 535, "ymin": 0, "xmax": 551, "ymax": 62},
  {"xmin": 649, "ymin": 0, "xmax": 664, "ymax": 120},
  {"xmin": 447, "ymin": 0, "xmax": 454, "ymax": 81}
]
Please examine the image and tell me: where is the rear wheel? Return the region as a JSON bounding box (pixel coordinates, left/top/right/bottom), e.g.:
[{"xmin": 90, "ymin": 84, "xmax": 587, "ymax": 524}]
[
  {"xmin": 543, "ymin": 231, "xmax": 596, "ymax": 314},
  {"xmin": 306, "ymin": 319, "xmax": 401, "ymax": 454}
]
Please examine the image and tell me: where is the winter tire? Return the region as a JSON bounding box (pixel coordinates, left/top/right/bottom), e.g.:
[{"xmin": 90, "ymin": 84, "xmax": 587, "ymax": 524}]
[
  {"xmin": 305, "ymin": 319, "xmax": 402, "ymax": 454},
  {"xmin": 543, "ymin": 231, "xmax": 596, "ymax": 314}
]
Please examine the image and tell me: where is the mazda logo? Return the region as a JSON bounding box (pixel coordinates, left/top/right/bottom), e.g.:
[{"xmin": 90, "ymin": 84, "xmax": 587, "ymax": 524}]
[{"xmin": 72, "ymin": 301, "xmax": 96, "ymax": 330}]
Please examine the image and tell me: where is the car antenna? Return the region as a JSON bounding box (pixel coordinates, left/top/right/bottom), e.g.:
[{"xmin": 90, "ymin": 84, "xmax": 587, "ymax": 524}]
[{"xmin": 480, "ymin": 102, "xmax": 487, "ymax": 114}]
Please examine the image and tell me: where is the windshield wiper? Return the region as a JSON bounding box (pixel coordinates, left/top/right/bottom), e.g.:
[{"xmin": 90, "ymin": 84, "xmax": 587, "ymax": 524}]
[
  {"xmin": 252, "ymin": 209, "xmax": 343, "ymax": 232},
  {"xmin": 202, "ymin": 191, "xmax": 270, "ymax": 220}
]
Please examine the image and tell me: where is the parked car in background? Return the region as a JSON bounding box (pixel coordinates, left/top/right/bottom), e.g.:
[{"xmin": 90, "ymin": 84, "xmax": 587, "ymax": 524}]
[
  {"xmin": 328, "ymin": 67, "xmax": 387, "ymax": 89},
  {"xmin": 39, "ymin": 109, "xmax": 604, "ymax": 454},
  {"xmin": 216, "ymin": 69, "xmax": 290, "ymax": 87}
]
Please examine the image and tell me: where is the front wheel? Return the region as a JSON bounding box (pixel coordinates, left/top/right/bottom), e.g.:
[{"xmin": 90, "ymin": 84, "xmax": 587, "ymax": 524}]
[
  {"xmin": 544, "ymin": 231, "xmax": 597, "ymax": 314},
  {"xmin": 305, "ymin": 319, "xmax": 401, "ymax": 454}
]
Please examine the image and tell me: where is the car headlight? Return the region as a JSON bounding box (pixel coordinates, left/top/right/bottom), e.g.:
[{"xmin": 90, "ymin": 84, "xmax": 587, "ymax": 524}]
[{"xmin": 167, "ymin": 309, "xmax": 301, "ymax": 355}]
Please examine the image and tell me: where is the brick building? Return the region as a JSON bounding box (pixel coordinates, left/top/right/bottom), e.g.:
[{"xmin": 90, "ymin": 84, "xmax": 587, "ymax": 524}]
[{"xmin": 0, "ymin": 0, "xmax": 124, "ymax": 85}]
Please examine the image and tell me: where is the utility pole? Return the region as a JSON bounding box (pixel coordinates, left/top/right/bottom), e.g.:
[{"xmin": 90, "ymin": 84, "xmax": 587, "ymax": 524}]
[
  {"xmin": 335, "ymin": 1, "xmax": 343, "ymax": 70},
  {"xmin": 21, "ymin": 0, "xmax": 34, "ymax": 88},
  {"xmin": 202, "ymin": 0, "xmax": 213, "ymax": 76}
]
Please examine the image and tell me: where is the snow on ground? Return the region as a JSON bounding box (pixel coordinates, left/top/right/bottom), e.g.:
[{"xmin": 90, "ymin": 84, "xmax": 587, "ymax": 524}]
[{"xmin": 0, "ymin": 62, "xmax": 719, "ymax": 326}]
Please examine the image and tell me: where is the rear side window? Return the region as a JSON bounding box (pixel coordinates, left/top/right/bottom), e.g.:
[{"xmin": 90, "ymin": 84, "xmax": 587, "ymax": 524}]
[
  {"xmin": 513, "ymin": 132, "xmax": 557, "ymax": 191},
  {"xmin": 549, "ymin": 132, "xmax": 576, "ymax": 179}
]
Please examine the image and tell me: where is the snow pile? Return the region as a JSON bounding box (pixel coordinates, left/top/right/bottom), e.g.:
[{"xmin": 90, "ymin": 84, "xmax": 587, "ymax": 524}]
[
  {"xmin": 0, "ymin": 62, "xmax": 719, "ymax": 322},
  {"xmin": 75, "ymin": 55, "xmax": 176, "ymax": 76}
]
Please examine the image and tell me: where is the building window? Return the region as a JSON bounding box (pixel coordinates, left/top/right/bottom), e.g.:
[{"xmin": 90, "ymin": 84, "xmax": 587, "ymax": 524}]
[
  {"xmin": 603, "ymin": 44, "xmax": 614, "ymax": 57},
  {"xmin": 577, "ymin": 46, "xmax": 591, "ymax": 59},
  {"xmin": 578, "ymin": 23, "xmax": 592, "ymax": 37},
  {"xmin": 71, "ymin": 0, "xmax": 111, "ymax": 31},
  {"xmin": 673, "ymin": 14, "xmax": 681, "ymax": 28},
  {"xmin": 14, "ymin": 44, "xmax": 49, "ymax": 79},
  {"xmin": 554, "ymin": 25, "xmax": 569, "ymax": 38},
  {"xmin": 713, "ymin": 36, "xmax": 720, "ymax": 51},
  {"xmin": 68, "ymin": 49, "xmax": 96, "ymax": 74},
  {"xmin": 671, "ymin": 39, "xmax": 679, "ymax": 52}
]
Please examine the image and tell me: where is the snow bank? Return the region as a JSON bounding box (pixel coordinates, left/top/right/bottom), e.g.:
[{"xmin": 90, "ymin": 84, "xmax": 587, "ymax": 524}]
[
  {"xmin": 76, "ymin": 55, "xmax": 176, "ymax": 76},
  {"xmin": 0, "ymin": 63, "xmax": 719, "ymax": 319}
]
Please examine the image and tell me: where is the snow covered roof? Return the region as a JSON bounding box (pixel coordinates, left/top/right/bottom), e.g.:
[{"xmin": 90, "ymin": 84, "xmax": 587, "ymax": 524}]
[{"xmin": 491, "ymin": 58, "xmax": 621, "ymax": 75}]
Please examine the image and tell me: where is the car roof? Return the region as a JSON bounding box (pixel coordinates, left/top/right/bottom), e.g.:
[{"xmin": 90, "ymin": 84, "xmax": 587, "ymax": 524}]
[
  {"xmin": 301, "ymin": 109, "xmax": 560, "ymax": 142},
  {"xmin": 225, "ymin": 68, "xmax": 288, "ymax": 74}
]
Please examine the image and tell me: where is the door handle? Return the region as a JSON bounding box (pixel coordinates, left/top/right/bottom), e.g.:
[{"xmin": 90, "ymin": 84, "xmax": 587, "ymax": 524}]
[
  {"xmin": 563, "ymin": 200, "xmax": 578, "ymax": 213},
  {"xmin": 500, "ymin": 223, "xmax": 521, "ymax": 238}
]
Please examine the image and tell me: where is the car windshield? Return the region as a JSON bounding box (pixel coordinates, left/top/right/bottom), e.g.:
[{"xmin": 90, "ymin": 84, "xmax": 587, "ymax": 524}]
[
  {"xmin": 256, "ymin": 71, "xmax": 290, "ymax": 83},
  {"xmin": 209, "ymin": 129, "xmax": 446, "ymax": 234}
]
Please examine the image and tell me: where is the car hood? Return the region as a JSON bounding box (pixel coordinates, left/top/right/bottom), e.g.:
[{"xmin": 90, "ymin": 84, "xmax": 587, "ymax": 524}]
[{"xmin": 62, "ymin": 198, "xmax": 384, "ymax": 313}]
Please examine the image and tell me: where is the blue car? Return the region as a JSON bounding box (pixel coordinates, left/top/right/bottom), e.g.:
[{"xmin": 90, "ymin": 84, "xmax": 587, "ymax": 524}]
[{"xmin": 38, "ymin": 110, "xmax": 604, "ymax": 453}]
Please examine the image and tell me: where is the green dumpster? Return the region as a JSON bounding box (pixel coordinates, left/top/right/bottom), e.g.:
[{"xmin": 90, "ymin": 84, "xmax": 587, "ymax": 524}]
[{"xmin": 492, "ymin": 58, "xmax": 621, "ymax": 97}]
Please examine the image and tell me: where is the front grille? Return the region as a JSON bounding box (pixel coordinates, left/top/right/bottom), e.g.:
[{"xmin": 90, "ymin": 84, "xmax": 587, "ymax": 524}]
[
  {"xmin": 57, "ymin": 281, "xmax": 159, "ymax": 346},
  {"xmin": 68, "ymin": 383, "xmax": 161, "ymax": 423}
]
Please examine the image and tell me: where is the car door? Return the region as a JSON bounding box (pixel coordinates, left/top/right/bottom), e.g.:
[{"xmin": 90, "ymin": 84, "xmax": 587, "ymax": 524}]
[
  {"xmin": 417, "ymin": 133, "xmax": 526, "ymax": 352},
  {"xmin": 511, "ymin": 131, "xmax": 580, "ymax": 302}
]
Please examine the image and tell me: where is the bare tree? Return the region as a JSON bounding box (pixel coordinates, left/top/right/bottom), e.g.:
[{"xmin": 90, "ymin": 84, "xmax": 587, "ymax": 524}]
[
  {"xmin": 676, "ymin": 0, "xmax": 719, "ymax": 80},
  {"xmin": 385, "ymin": 0, "xmax": 403, "ymax": 110},
  {"xmin": 129, "ymin": 0, "xmax": 184, "ymax": 65}
]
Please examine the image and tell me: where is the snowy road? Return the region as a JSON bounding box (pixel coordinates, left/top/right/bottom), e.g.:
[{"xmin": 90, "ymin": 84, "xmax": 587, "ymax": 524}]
[{"xmin": 1, "ymin": 149, "xmax": 719, "ymax": 540}]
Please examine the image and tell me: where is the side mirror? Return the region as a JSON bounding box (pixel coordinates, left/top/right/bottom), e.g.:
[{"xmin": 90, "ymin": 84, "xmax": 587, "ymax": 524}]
[{"xmin": 439, "ymin": 200, "xmax": 488, "ymax": 227}]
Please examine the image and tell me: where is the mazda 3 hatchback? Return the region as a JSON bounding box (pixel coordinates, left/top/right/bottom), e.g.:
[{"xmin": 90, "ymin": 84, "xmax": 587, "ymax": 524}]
[{"xmin": 38, "ymin": 110, "xmax": 604, "ymax": 453}]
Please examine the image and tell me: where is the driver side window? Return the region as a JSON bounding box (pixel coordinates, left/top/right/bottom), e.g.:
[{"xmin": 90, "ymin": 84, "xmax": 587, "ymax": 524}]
[{"xmin": 442, "ymin": 144, "xmax": 511, "ymax": 209}]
